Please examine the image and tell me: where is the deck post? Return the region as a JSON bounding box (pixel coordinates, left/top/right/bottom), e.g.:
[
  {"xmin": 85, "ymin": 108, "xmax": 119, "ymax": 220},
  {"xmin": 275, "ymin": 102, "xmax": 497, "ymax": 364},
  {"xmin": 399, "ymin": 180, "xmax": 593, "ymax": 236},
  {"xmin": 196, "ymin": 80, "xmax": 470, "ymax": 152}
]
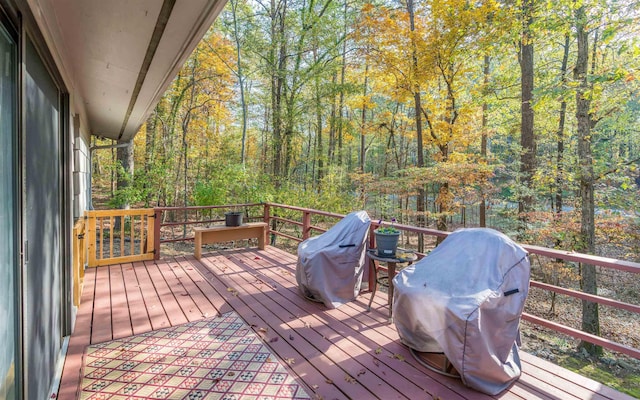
[
  {"xmin": 72, "ymin": 219, "xmax": 84, "ymax": 306},
  {"xmin": 369, "ymin": 224, "xmax": 377, "ymax": 249},
  {"xmin": 302, "ymin": 211, "xmax": 311, "ymax": 240},
  {"xmin": 86, "ymin": 211, "xmax": 97, "ymax": 267},
  {"xmin": 263, "ymin": 203, "xmax": 270, "ymax": 225},
  {"xmin": 264, "ymin": 203, "xmax": 275, "ymax": 246},
  {"xmin": 153, "ymin": 208, "xmax": 162, "ymax": 260}
]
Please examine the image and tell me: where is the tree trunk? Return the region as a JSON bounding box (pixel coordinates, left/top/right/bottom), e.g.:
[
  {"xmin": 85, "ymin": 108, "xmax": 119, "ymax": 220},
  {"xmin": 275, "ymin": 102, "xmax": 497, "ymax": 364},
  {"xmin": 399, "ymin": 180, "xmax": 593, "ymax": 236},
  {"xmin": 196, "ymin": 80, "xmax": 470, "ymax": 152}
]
[
  {"xmin": 575, "ymin": 4, "xmax": 601, "ymax": 357},
  {"xmin": 116, "ymin": 140, "xmax": 134, "ymax": 210},
  {"xmin": 434, "ymin": 69, "xmax": 457, "ymax": 241},
  {"xmin": 406, "ymin": 0, "xmax": 426, "ymax": 251},
  {"xmin": 314, "ymin": 48, "xmax": 324, "ymax": 186},
  {"xmin": 337, "ymin": 1, "xmax": 347, "ymax": 166},
  {"xmin": 328, "ymin": 70, "xmax": 337, "ymax": 164},
  {"xmin": 518, "ymin": 0, "xmax": 535, "ymax": 224},
  {"xmin": 115, "ymin": 143, "xmax": 131, "ymax": 203},
  {"xmin": 270, "ymin": 0, "xmax": 286, "ymax": 185},
  {"xmin": 144, "ymin": 107, "xmax": 159, "ymax": 207},
  {"xmin": 231, "ymin": 0, "xmax": 248, "ymax": 165},
  {"xmin": 480, "ymin": 55, "xmax": 490, "ymax": 227},
  {"xmin": 360, "ymin": 65, "xmax": 368, "ymax": 172},
  {"xmin": 307, "ymin": 120, "xmax": 313, "ymax": 190},
  {"xmin": 436, "ymin": 144, "xmax": 449, "ymax": 235},
  {"xmin": 179, "ymin": 55, "xmax": 199, "ymax": 210},
  {"xmin": 110, "ymin": 145, "xmax": 115, "ymax": 197},
  {"xmin": 556, "ymin": 34, "xmax": 570, "ymax": 216}
]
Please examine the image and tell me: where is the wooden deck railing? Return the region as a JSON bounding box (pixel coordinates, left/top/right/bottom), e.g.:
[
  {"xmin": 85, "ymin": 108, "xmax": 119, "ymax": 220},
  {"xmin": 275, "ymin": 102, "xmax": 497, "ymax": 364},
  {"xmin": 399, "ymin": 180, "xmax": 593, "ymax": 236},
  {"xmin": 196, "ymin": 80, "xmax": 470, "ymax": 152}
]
[{"xmin": 76, "ymin": 203, "xmax": 640, "ymax": 361}]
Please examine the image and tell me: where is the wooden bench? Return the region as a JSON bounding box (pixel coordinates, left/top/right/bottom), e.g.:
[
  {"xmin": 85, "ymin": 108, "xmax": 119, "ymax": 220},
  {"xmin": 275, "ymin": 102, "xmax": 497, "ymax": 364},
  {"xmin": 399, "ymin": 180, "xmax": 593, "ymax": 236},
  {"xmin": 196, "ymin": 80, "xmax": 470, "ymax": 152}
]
[{"xmin": 194, "ymin": 222, "xmax": 268, "ymax": 259}]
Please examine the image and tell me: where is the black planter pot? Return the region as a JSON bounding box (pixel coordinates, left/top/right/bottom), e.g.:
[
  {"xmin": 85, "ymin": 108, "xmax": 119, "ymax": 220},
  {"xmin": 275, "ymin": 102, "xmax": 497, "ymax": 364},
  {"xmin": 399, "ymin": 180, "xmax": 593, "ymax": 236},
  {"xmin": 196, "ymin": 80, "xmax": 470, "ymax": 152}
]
[
  {"xmin": 375, "ymin": 231, "xmax": 400, "ymax": 257},
  {"xmin": 224, "ymin": 211, "xmax": 243, "ymax": 226}
]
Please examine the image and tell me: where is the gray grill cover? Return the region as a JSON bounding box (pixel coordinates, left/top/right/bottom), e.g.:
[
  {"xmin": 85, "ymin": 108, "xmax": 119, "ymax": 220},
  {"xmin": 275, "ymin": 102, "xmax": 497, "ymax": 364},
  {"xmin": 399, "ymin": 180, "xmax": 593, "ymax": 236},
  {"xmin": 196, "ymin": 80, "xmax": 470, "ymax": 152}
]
[
  {"xmin": 296, "ymin": 210, "xmax": 371, "ymax": 308},
  {"xmin": 393, "ymin": 228, "xmax": 530, "ymax": 395}
]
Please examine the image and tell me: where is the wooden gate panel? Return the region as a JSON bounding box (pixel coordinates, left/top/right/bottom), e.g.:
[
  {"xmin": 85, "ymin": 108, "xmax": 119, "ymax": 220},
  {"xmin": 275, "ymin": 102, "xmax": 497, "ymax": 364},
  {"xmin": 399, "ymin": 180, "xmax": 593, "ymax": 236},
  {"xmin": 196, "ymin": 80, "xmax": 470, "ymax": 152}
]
[{"xmin": 86, "ymin": 209, "xmax": 155, "ymax": 267}]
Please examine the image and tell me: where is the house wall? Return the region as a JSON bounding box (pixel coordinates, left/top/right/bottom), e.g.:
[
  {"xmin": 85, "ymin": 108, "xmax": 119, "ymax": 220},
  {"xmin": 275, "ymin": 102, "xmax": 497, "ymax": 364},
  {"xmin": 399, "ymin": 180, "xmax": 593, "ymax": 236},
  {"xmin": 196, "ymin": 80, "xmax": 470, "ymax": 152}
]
[{"xmin": 73, "ymin": 114, "xmax": 91, "ymax": 219}]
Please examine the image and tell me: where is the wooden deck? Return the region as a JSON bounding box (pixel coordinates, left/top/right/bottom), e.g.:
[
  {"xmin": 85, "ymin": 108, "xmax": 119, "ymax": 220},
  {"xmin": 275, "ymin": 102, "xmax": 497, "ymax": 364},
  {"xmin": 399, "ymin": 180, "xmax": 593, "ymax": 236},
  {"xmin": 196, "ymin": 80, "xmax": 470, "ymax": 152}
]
[{"xmin": 58, "ymin": 246, "xmax": 633, "ymax": 400}]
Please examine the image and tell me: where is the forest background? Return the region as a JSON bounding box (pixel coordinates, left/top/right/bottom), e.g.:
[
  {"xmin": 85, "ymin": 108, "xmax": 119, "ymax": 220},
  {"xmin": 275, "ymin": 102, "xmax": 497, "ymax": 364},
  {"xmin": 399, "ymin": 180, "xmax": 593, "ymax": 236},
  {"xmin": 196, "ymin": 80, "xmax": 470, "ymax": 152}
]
[
  {"xmin": 93, "ymin": 0, "xmax": 640, "ymax": 238},
  {"xmin": 94, "ymin": 0, "xmax": 640, "ymax": 260},
  {"xmin": 91, "ymin": 0, "xmax": 640, "ymax": 380}
]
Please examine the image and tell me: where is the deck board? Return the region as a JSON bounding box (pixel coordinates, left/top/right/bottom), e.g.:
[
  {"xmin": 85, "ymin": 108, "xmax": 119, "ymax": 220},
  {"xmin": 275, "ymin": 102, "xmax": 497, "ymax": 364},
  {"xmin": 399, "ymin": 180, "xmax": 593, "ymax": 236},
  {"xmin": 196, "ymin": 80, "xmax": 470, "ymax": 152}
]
[
  {"xmin": 58, "ymin": 265, "xmax": 97, "ymax": 400},
  {"xmin": 120, "ymin": 262, "xmax": 152, "ymax": 335},
  {"xmin": 155, "ymin": 259, "xmax": 203, "ymax": 322},
  {"xmin": 131, "ymin": 261, "xmax": 171, "ymax": 330},
  {"xmin": 173, "ymin": 259, "xmax": 219, "ymax": 319},
  {"xmin": 58, "ymin": 246, "xmax": 635, "ymax": 400},
  {"xmin": 108, "ymin": 264, "xmax": 133, "ymax": 338},
  {"xmin": 516, "ymin": 355, "xmax": 608, "ymax": 400},
  {"xmin": 91, "ymin": 264, "xmax": 112, "ymax": 343},
  {"xmin": 144, "ymin": 260, "xmax": 190, "ymax": 326}
]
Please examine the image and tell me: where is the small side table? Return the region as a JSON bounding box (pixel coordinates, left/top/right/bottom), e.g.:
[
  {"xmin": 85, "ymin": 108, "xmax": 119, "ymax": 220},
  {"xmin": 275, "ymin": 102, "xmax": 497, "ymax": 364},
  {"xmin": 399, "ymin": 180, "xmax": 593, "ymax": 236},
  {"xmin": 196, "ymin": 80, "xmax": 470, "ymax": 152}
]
[{"xmin": 367, "ymin": 249, "xmax": 417, "ymax": 322}]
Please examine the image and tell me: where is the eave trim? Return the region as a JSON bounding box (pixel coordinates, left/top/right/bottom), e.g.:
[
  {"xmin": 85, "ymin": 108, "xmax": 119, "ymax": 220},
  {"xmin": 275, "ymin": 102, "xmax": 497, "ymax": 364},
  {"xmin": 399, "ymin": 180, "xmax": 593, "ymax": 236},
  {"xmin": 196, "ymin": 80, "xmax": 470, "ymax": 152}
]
[{"xmin": 117, "ymin": 0, "xmax": 176, "ymax": 141}]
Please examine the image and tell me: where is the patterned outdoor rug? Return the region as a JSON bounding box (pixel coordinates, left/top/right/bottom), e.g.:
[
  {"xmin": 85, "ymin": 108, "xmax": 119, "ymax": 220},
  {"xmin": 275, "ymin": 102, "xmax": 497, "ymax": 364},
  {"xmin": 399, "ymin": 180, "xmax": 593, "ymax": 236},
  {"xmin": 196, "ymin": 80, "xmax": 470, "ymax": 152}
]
[{"xmin": 79, "ymin": 312, "xmax": 311, "ymax": 399}]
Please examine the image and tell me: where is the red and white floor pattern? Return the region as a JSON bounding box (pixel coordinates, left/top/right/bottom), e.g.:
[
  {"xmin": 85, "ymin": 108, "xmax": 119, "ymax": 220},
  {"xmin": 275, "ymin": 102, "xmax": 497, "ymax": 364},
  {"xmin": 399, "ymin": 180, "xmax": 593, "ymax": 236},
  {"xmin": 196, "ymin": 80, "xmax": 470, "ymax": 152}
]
[{"xmin": 79, "ymin": 312, "xmax": 312, "ymax": 399}]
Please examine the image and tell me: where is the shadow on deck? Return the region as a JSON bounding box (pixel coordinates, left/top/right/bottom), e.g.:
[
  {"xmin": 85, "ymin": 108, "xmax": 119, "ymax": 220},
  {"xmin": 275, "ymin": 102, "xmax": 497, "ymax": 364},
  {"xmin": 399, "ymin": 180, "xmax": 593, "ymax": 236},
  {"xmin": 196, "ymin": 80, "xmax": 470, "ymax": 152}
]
[{"xmin": 58, "ymin": 246, "xmax": 632, "ymax": 400}]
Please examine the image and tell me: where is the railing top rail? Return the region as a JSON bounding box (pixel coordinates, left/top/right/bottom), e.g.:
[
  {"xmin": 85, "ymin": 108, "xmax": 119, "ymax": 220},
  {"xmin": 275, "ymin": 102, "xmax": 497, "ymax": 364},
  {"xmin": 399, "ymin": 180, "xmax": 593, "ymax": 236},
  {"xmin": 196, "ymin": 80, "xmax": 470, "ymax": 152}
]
[
  {"xmin": 373, "ymin": 221, "xmax": 450, "ymax": 239},
  {"xmin": 266, "ymin": 202, "xmax": 345, "ymax": 219},
  {"xmin": 523, "ymin": 244, "xmax": 640, "ymax": 274},
  {"xmin": 155, "ymin": 203, "xmax": 262, "ymax": 212},
  {"xmin": 87, "ymin": 208, "xmax": 154, "ymax": 216}
]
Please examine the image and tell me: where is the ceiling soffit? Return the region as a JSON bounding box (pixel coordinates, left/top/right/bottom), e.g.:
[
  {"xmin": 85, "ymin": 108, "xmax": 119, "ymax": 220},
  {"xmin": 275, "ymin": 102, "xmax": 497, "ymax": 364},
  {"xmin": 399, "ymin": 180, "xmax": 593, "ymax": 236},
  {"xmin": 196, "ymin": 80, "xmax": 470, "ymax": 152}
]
[{"xmin": 33, "ymin": 0, "xmax": 227, "ymax": 141}]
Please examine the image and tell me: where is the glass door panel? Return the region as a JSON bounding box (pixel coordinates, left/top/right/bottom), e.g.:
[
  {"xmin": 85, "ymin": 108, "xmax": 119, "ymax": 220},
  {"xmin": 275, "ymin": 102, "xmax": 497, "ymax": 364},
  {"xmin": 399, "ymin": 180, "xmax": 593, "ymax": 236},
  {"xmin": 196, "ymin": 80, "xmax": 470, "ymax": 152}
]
[{"xmin": 0, "ymin": 22, "xmax": 18, "ymax": 400}]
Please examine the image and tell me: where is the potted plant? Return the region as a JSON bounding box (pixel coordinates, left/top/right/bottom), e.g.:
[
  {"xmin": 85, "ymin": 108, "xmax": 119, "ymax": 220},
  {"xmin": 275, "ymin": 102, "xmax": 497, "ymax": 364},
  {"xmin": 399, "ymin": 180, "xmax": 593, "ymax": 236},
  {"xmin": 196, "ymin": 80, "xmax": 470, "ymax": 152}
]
[
  {"xmin": 374, "ymin": 220, "xmax": 400, "ymax": 257},
  {"xmin": 224, "ymin": 209, "xmax": 243, "ymax": 226}
]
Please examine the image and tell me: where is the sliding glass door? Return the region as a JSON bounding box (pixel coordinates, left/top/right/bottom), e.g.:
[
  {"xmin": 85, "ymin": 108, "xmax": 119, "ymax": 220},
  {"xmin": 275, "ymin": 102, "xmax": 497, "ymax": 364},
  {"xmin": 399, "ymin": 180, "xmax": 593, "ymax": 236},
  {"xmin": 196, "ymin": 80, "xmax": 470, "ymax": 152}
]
[
  {"xmin": 0, "ymin": 21, "xmax": 18, "ymax": 400},
  {"xmin": 24, "ymin": 36, "xmax": 63, "ymax": 399}
]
